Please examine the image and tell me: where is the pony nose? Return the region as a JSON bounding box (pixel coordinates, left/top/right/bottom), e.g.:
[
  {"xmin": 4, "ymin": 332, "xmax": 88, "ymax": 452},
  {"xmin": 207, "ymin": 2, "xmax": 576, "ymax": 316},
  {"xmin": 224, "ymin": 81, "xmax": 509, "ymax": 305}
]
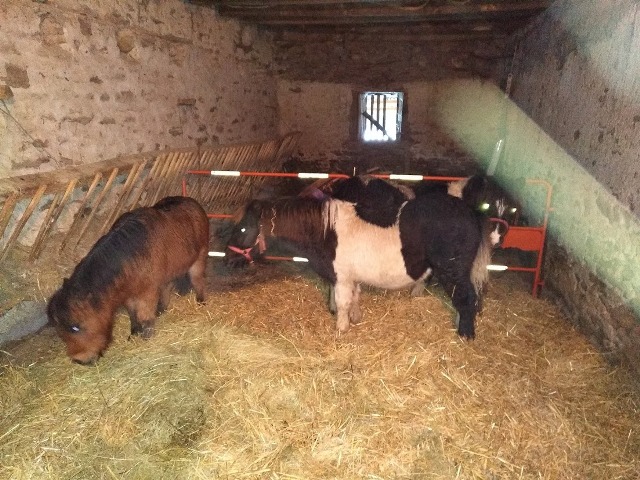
[
  {"xmin": 72, "ymin": 357, "xmax": 97, "ymax": 366},
  {"xmin": 225, "ymin": 245, "xmax": 254, "ymax": 267},
  {"xmin": 488, "ymin": 217, "xmax": 510, "ymax": 246},
  {"xmin": 70, "ymin": 351, "xmax": 101, "ymax": 365}
]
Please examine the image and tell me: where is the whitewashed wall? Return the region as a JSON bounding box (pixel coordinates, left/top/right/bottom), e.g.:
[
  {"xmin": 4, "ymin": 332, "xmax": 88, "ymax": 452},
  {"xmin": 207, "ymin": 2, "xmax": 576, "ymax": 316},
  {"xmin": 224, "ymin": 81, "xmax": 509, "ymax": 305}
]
[{"xmin": 505, "ymin": 0, "xmax": 640, "ymax": 373}]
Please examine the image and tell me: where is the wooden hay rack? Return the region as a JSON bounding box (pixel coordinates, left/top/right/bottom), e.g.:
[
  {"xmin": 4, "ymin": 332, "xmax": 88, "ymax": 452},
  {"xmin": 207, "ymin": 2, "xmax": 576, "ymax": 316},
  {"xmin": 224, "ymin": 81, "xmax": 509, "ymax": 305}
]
[{"xmin": 0, "ymin": 132, "xmax": 300, "ymax": 265}]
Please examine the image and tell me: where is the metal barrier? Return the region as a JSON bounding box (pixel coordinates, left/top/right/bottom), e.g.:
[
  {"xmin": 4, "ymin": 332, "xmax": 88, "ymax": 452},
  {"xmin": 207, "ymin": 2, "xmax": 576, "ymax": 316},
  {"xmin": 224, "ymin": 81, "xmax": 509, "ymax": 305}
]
[{"xmin": 185, "ymin": 170, "xmax": 552, "ymax": 297}]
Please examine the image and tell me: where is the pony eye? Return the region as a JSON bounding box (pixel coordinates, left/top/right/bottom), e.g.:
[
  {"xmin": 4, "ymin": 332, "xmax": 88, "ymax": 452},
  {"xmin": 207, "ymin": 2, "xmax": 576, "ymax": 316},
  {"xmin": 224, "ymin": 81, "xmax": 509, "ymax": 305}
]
[
  {"xmin": 240, "ymin": 227, "xmax": 247, "ymax": 233},
  {"xmin": 68, "ymin": 325, "xmax": 81, "ymax": 333},
  {"xmin": 510, "ymin": 207, "xmax": 517, "ymax": 214},
  {"xmin": 480, "ymin": 202, "xmax": 490, "ymax": 211}
]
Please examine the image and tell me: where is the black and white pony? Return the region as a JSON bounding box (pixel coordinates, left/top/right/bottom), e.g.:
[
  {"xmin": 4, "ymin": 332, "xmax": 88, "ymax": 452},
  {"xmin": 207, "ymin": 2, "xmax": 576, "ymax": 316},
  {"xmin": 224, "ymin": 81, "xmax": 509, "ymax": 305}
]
[
  {"xmin": 299, "ymin": 176, "xmax": 423, "ymax": 297},
  {"xmin": 300, "ymin": 174, "xmax": 515, "ymax": 298},
  {"xmin": 225, "ymin": 185, "xmax": 492, "ymax": 339}
]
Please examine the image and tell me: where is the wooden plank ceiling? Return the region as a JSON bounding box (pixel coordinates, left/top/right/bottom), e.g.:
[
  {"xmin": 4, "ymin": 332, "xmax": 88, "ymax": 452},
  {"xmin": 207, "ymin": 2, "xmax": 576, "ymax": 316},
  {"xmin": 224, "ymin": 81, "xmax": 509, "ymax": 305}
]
[
  {"xmin": 197, "ymin": 0, "xmax": 552, "ymax": 41},
  {"xmin": 195, "ymin": 1, "xmax": 553, "ymax": 81}
]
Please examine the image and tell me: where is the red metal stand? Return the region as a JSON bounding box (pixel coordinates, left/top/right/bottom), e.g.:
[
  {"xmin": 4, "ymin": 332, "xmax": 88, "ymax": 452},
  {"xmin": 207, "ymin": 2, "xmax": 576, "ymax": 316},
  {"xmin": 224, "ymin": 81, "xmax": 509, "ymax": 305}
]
[{"xmin": 499, "ymin": 179, "xmax": 553, "ymax": 297}]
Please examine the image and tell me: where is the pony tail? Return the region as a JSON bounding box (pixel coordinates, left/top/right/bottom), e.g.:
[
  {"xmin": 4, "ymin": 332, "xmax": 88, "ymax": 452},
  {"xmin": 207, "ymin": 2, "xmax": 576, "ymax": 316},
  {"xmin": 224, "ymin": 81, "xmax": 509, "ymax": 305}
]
[{"xmin": 471, "ymin": 219, "xmax": 492, "ymax": 295}]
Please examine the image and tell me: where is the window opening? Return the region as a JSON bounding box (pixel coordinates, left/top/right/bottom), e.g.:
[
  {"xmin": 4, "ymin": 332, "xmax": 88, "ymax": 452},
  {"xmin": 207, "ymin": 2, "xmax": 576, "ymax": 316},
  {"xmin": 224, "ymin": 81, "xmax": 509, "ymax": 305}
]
[{"xmin": 359, "ymin": 91, "xmax": 403, "ymax": 142}]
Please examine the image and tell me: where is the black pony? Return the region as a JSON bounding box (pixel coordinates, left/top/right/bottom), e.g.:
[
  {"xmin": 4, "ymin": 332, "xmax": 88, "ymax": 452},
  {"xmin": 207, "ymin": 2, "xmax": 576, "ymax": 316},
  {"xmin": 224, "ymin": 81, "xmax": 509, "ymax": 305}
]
[{"xmin": 415, "ymin": 175, "xmax": 519, "ymax": 246}]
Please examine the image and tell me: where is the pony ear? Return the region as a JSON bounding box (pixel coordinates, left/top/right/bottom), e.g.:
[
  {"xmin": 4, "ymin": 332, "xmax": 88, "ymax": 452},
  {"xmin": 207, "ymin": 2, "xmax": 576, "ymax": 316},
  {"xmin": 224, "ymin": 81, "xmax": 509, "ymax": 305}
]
[
  {"xmin": 247, "ymin": 199, "xmax": 266, "ymax": 215},
  {"xmin": 461, "ymin": 175, "xmax": 489, "ymax": 209},
  {"xmin": 231, "ymin": 200, "xmax": 265, "ymax": 223}
]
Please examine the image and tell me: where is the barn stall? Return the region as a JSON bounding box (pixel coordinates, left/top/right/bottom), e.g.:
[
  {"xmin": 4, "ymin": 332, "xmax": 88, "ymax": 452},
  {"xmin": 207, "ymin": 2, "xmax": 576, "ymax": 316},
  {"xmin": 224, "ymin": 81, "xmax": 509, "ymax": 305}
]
[{"xmin": 1, "ymin": 0, "xmax": 639, "ymax": 479}]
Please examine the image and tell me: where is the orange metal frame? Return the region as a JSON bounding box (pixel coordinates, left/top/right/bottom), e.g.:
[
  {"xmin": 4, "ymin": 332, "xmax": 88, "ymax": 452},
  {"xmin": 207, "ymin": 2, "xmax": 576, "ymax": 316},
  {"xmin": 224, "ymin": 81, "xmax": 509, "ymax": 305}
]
[{"xmin": 499, "ymin": 179, "xmax": 553, "ymax": 297}]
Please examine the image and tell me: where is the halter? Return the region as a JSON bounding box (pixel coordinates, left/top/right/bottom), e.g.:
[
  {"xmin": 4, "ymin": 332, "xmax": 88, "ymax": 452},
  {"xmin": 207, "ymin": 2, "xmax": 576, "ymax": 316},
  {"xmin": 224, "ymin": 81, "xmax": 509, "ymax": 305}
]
[
  {"xmin": 227, "ymin": 224, "xmax": 268, "ymax": 264},
  {"xmin": 488, "ymin": 217, "xmax": 510, "ymax": 235}
]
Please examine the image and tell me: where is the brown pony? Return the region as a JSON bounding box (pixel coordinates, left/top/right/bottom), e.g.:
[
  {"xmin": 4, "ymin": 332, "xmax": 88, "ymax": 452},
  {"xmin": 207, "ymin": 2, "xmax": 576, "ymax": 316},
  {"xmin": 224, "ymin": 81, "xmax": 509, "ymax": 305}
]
[{"xmin": 47, "ymin": 196, "xmax": 209, "ymax": 364}]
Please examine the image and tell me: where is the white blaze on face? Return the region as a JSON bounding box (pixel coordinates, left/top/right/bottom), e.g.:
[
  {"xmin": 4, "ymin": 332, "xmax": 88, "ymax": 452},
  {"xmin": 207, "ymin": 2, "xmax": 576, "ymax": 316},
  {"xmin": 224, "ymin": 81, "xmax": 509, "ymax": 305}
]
[
  {"xmin": 488, "ymin": 199, "xmax": 509, "ymax": 246},
  {"xmin": 490, "ymin": 228, "xmax": 501, "ymax": 246}
]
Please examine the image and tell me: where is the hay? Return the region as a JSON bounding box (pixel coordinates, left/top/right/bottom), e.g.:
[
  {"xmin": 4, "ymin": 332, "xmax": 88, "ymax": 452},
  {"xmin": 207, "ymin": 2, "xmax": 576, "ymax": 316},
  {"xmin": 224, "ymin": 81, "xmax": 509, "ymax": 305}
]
[{"xmin": 1, "ymin": 263, "xmax": 639, "ymax": 479}]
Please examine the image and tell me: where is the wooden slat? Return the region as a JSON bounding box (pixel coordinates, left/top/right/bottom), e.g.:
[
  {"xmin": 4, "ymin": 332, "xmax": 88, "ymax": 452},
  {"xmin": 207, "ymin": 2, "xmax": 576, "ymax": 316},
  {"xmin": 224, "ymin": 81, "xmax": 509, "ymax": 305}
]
[
  {"xmin": 73, "ymin": 167, "xmax": 119, "ymax": 249},
  {"xmin": 0, "ymin": 185, "xmax": 47, "ymax": 262},
  {"xmin": 150, "ymin": 152, "xmax": 179, "ymax": 204},
  {"xmin": 0, "ymin": 193, "xmax": 19, "ymax": 243},
  {"xmin": 99, "ymin": 162, "xmax": 146, "ymax": 235},
  {"xmin": 30, "ymin": 179, "xmax": 78, "ymax": 260},
  {"xmin": 128, "ymin": 157, "xmax": 162, "ymax": 209},
  {"xmin": 59, "ymin": 172, "xmax": 102, "ymax": 251}
]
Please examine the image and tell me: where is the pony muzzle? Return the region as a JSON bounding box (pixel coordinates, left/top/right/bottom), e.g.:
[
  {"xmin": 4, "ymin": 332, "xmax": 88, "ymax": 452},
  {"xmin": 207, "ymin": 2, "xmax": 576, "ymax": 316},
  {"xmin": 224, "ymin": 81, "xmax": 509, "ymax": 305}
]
[
  {"xmin": 227, "ymin": 245, "xmax": 256, "ymax": 264},
  {"xmin": 488, "ymin": 217, "xmax": 510, "ymax": 246},
  {"xmin": 227, "ymin": 232, "xmax": 267, "ymax": 264}
]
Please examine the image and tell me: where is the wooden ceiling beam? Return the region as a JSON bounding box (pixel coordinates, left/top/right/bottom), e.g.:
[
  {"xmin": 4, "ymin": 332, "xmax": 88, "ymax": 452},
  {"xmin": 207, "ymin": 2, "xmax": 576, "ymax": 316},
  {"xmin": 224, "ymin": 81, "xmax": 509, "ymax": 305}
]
[
  {"xmin": 270, "ymin": 19, "xmax": 512, "ymax": 37},
  {"xmin": 212, "ymin": 1, "xmax": 551, "ymax": 25},
  {"xmin": 211, "ymin": 0, "xmax": 410, "ymax": 5},
  {"xmin": 273, "ymin": 31, "xmax": 505, "ymax": 43}
]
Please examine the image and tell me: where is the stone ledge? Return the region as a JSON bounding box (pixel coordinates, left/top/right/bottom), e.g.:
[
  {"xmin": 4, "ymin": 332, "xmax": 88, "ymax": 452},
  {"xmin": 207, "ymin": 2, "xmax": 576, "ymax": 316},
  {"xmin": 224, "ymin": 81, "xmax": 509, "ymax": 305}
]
[{"xmin": 0, "ymin": 301, "xmax": 48, "ymax": 347}]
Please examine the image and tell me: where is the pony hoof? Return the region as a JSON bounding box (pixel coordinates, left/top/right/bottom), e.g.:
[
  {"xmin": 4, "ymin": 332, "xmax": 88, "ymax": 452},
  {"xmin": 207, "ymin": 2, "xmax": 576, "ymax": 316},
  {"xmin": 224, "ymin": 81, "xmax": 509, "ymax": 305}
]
[
  {"xmin": 410, "ymin": 284, "xmax": 424, "ymax": 297},
  {"xmin": 72, "ymin": 356, "xmax": 98, "ymax": 366},
  {"xmin": 130, "ymin": 325, "xmax": 155, "ymax": 339},
  {"xmin": 457, "ymin": 328, "xmax": 475, "ymax": 340},
  {"xmin": 336, "ymin": 322, "xmax": 350, "ymax": 333},
  {"xmin": 140, "ymin": 327, "xmax": 155, "ymax": 339}
]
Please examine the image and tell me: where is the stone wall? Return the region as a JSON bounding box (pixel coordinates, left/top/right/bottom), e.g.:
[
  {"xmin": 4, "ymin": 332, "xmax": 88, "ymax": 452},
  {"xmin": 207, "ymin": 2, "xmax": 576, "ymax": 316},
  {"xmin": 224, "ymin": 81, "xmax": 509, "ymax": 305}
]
[
  {"xmin": 503, "ymin": 0, "xmax": 640, "ymax": 373},
  {"xmin": 0, "ymin": 0, "xmax": 278, "ymax": 177},
  {"xmin": 277, "ymin": 79, "xmax": 488, "ymax": 176},
  {"xmin": 273, "ymin": 29, "xmax": 509, "ymax": 176}
]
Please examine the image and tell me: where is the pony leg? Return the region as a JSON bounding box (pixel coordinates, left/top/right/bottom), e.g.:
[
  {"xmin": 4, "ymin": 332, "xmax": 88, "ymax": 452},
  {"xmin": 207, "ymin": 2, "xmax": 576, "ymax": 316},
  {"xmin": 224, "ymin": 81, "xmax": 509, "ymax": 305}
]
[
  {"xmin": 328, "ymin": 285, "xmax": 337, "ymax": 315},
  {"xmin": 410, "ymin": 268, "xmax": 432, "ymax": 297},
  {"xmin": 444, "ymin": 278, "xmax": 477, "ymax": 339},
  {"xmin": 333, "ymin": 280, "xmax": 355, "ymax": 332},
  {"xmin": 127, "ymin": 290, "xmax": 160, "ymax": 339},
  {"xmin": 329, "ymin": 284, "xmax": 360, "ymax": 323},
  {"xmin": 172, "ymin": 273, "xmax": 192, "ymax": 296},
  {"xmin": 156, "ymin": 283, "xmax": 173, "ymax": 315},
  {"xmin": 410, "ymin": 281, "xmax": 424, "ymax": 297},
  {"xmin": 349, "ymin": 283, "xmax": 362, "ymax": 325},
  {"xmin": 188, "ymin": 249, "xmax": 207, "ymax": 303}
]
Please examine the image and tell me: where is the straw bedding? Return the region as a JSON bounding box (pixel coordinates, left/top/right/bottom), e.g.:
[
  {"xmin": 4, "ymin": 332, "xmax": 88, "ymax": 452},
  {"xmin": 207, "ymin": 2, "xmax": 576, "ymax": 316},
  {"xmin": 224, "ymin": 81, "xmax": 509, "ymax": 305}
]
[{"xmin": 1, "ymin": 260, "xmax": 639, "ymax": 479}]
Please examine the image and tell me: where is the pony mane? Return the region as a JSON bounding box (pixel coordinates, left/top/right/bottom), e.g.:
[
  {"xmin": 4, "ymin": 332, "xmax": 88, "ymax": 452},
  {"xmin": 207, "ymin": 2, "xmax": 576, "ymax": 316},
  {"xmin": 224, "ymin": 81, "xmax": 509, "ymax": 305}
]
[
  {"xmin": 267, "ymin": 197, "xmax": 327, "ymax": 244},
  {"xmin": 64, "ymin": 211, "xmax": 151, "ymax": 304}
]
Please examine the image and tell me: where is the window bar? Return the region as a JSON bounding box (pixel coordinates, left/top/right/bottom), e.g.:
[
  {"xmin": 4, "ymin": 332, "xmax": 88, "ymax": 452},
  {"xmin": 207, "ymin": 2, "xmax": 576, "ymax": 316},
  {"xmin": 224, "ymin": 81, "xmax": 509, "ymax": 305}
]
[
  {"xmin": 382, "ymin": 95, "xmax": 387, "ymax": 139},
  {"xmin": 369, "ymin": 94, "xmax": 375, "ymax": 135},
  {"xmin": 375, "ymin": 94, "xmax": 381, "ymax": 134}
]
